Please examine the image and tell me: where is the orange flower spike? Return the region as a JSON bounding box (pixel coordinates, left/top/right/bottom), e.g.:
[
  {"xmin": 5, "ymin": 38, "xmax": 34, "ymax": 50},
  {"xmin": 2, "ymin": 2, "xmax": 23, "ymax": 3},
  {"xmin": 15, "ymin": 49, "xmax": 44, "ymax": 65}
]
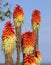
[
  {"xmin": 13, "ymin": 4, "xmax": 24, "ymax": 27},
  {"xmin": 13, "ymin": 4, "xmax": 24, "ymax": 18},
  {"xmin": 2, "ymin": 21, "xmax": 15, "ymax": 40},
  {"xmin": 22, "ymin": 31, "xmax": 35, "ymax": 47},
  {"xmin": 31, "ymin": 10, "xmax": 41, "ymax": 30},
  {"xmin": 22, "ymin": 32, "xmax": 35, "ymax": 55},
  {"xmin": 24, "ymin": 55, "xmax": 36, "ymax": 65},
  {"xmin": 32, "ymin": 10, "xmax": 41, "ymax": 24}
]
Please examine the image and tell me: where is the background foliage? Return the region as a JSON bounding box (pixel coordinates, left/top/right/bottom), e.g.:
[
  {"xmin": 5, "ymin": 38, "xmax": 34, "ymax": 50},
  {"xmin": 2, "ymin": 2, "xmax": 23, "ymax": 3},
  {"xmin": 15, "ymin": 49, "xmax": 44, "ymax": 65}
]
[{"xmin": 0, "ymin": 0, "xmax": 12, "ymax": 21}]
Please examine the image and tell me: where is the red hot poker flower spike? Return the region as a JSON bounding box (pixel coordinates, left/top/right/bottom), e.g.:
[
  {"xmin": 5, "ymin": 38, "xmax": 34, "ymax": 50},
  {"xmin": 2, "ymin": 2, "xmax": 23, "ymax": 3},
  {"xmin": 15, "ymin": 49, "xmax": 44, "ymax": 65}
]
[
  {"xmin": 31, "ymin": 10, "xmax": 41, "ymax": 30},
  {"xmin": 31, "ymin": 9, "xmax": 41, "ymax": 24},
  {"xmin": 22, "ymin": 31, "xmax": 35, "ymax": 48},
  {"xmin": 2, "ymin": 21, "xmax": 15, "ymax": 40},
  {"xmin": 13, "ymin": 4, "xmax": 24, "ymax": 27},
  {"xmin": 13, "ymin": 4, "xmax": 24, "ymax": 19}
]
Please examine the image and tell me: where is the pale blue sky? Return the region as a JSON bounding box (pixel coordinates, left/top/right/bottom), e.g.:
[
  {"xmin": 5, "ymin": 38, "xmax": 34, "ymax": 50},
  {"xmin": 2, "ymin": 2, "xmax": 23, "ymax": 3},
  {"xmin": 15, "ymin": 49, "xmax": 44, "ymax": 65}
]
[{"xmin": 0, "ymin": 0, "xmax": 51, "ymax": 63}]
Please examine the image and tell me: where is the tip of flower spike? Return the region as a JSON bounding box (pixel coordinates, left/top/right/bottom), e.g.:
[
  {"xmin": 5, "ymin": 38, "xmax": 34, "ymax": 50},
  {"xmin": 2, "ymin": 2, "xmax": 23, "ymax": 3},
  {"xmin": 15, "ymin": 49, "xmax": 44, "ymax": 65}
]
[
  {"xmin": 5, "ymin": 21, "xmax": 12, "ymax": 27},
  {"xmin": 14, "ymin": 4, "xmax": 23, "ymax": 12},
  {"xmin": 32, "ymin": 9, "xmax": 40, "ymax": 16},
  {"xmin": 31, "ymin": 9, "xmax": 41, "ymax": 27},
  {"xmin": 15, "ymin": 4, "xmax": 21, "ymax": 9},
  {"xmin": 22, "ymin": 31, "xmax": 34, "ymax": 38},
  {"xmin": 13, "ymin": 4, "xmax": 24, "ymax": 19},
  {"xmin": 2, "ymin": 21, "xmax": 15, "ymax": 40}
]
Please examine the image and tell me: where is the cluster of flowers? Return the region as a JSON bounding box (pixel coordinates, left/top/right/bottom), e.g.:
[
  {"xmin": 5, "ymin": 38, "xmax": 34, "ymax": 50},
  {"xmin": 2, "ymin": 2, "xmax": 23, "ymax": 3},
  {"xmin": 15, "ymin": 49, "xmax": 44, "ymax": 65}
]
[
  {"xmin": 2, "ymin": 4, "xmax": 42, "ymax": 65},
  {"xmin": 24, "ymin": 51, "xmax": 42, "ymax": 65},
  {"xmin": 22, "ymin": 32, "xmax": 35, "ymax": 56},
  {"xmin": 31, "ymin": 10, "xmax": 41, "ymax": 30},
  {"xmin": 22, "ymin": 32, "xmax": 42, "ymax": 65},
  {"xmin": 13, "ymin": 4, "xmax": 24, "ymax": 27},
  {"xmin": 2, "ymin": 21, "xmax": 16, "ymax": 54}
]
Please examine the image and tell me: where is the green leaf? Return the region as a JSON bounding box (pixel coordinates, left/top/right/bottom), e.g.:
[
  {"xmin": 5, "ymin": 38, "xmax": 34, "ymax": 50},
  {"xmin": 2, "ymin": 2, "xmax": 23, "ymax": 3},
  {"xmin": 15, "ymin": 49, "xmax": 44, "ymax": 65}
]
[
  {"xmin": 5, "ymin": 9, "xmax": 12, "ymax": 17},
  {"xmin": 0, "ymin": 16, "xmax": 5, "ymax": 21},
  {"xmin": 0, "ymin": 0, "xmax": 12, "ymax": 21}
]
